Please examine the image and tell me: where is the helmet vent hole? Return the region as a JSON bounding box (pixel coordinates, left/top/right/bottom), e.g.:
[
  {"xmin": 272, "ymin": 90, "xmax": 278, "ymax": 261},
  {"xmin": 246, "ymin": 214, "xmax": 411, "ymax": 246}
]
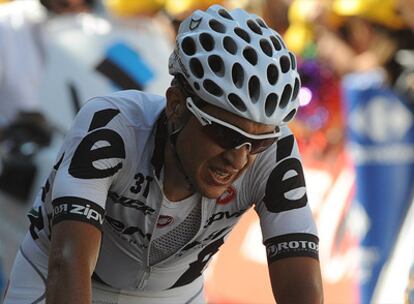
[
  {"xmin": 190, "ymin": 58, "xmax": 204, "ymax": 79},
  {"xmin": 200, "ymin": 33, "xmax": 215, "ymax": 51},
  {"xmin": 223, "ymin": 36, "xmax": 237, "ymax": 55},
  {"xmin": 228, "ymin": 93, "xmax": 247, "ymax": 112},
  {"xmin": 283, "ymin": 109, "xmax": 297, "ymax": 123},
  {"xmin": 280, "ymin": 84, "xmax": 292, "ymax": 109},
  {"xmin": 232, "ymin": 63, "xmax": 244, "ymax": 88},
  {"xmin": 218, "ymin": 8, "xmax": 233, "ymax": 20},
  {"xmin": 203, "ymin": 79, "xmax": 223, "ymax": 97},
  {"xmin": 292, "ymin": 77, "xmax": 300, "ymax": 100},
  {"xmin": 270, "ymin": 36, "xmax": 282, "ymax": 51},
  {"xmin": 247, "ymin": 19, "xmax": 263, "ymax": 35},
  {"xmin": 289, "ymin": 52, "xmax": 296, "ymax": 69},
  {"xmin": 208, "ymin": 55, "xmax": 225, "ymax": 77},
  {"xmin": 260, "ymin": 39, "xmax": 273, "ymax": 57},
  {"xmin": 256, "ymin": 18, "xmax": 268, "ymax": 28},
  {"xmin": 248, "ymin": 76, "xmax": 260, "ymax": 102},
  {"xmin": 280, "ymin": 56, "xmax": 291, "ymax": 73},
  {"xmin": 243, "ymin": 47, "xmax": 258, "ymax": 66},
  {"xmin": 234, "ymin": 27, "xmax": 251, "ymax": 43},
  {"xmin": 267, "ymin": 64, "xmax": 279, "ymax": 85},
  {"xmin": 265, "ymin": 93, "xmax": 279, "ymax": 117},
  {"xmin": 181, "ymin": 37, "xmax": 196, "ymax": 56},
  {"xmin": 209, "ymin": 19, "xmax": 226, "ymax": 33}
]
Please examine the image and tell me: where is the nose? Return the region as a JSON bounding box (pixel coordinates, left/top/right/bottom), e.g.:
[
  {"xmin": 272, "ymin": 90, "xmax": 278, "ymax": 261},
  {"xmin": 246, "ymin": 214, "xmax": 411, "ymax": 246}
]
[{"xmin": 221, "ymin": 144, "xmax": 250, "ymax": 170}]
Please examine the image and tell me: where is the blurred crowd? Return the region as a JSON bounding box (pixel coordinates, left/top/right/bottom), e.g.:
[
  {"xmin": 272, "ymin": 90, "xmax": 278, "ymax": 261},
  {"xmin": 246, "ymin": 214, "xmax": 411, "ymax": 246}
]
[{"xmin": 0, "ymin": 0, "xmax": 413, "ymax": 303}]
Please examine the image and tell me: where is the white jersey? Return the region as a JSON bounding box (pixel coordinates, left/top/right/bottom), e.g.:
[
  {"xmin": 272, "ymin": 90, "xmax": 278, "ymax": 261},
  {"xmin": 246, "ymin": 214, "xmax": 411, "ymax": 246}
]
[{"xmin": 8, "ymin": 90, "xmax": 318, "ymax": 300}]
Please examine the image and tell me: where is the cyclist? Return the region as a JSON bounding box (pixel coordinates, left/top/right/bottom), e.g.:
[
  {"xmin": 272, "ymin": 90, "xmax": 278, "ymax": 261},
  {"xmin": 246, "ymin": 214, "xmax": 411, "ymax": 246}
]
[{"xmin": 3, "ymin": 5, "xmax": 323, "ymax": 304}]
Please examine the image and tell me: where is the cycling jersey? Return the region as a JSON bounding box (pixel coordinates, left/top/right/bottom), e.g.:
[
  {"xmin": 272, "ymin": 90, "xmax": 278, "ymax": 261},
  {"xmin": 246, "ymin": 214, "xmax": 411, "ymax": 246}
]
[{"xmin": 5, "ymin": 90, "xmax": 318, "ymax": 302}]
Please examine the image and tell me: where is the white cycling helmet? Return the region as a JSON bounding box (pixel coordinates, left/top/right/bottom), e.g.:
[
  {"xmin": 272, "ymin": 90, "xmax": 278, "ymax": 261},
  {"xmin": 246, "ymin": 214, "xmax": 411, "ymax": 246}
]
[{"xmin": 169, "ymin": 4, "xmax": 301, "ymax": 126}]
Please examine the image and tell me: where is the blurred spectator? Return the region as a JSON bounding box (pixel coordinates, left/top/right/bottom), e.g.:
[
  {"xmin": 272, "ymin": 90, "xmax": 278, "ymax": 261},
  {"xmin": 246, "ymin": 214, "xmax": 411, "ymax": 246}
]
[
  {"xmin": 312, "ymin": 1, "xmax": 414, "ymax": 303},
  {"xmin": 316, "ymin": 0, "xmax": 411, "ymax": 79},
  {"xmin": 0, "ymin": 0, "xmax": 96, "ymax": 127},
  {"xmin": 0, "ymin": 0, "xmax": 97, "ymax": 200},
  {"xmin": 0, "ymin": 0, "xmax": 174, "ymax": 202}
]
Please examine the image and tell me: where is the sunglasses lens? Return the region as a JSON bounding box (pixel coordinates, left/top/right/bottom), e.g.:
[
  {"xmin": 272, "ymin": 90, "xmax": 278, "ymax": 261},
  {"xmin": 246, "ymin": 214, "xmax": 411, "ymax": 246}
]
[
  {"xmin": 203, "ymin": 123, "xmax": 276, "ymax": 154},
  {"xmin": 203, "ymin": 123, "xmax": 237, "ymax": 149}
]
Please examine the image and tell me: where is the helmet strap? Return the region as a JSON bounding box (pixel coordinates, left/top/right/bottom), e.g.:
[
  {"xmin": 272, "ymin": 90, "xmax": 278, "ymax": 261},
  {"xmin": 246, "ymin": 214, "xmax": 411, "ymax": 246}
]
[{"xmin": 166, "ymin": 113, "xmax": 195, "ymax": 192}]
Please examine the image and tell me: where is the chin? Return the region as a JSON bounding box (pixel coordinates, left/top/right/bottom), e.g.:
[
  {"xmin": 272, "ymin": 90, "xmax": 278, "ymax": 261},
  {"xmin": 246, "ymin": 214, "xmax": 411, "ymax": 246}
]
[{"xmin": 196, "ymin": 183, "xmax": 227, "ymax": 200}]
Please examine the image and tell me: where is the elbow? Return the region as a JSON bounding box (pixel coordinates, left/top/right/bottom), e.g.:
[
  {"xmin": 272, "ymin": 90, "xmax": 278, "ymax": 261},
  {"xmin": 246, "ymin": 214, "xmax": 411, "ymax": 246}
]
[{"xmin": 47, "ymin": 253, "xmax": 74, "ymax": 284}]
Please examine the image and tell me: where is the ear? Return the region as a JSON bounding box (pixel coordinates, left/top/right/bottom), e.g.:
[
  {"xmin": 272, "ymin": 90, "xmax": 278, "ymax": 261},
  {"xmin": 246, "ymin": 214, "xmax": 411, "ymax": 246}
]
[{"xmin": 165, "ymin": 86, "xmax": 186, "ymax": 119}]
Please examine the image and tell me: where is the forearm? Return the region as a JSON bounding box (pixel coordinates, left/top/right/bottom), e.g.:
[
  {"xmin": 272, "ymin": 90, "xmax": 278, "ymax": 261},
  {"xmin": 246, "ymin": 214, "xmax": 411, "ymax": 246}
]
[{"xmin": 46, "ymin": 259, "xmax": 93, "ymax": 304}]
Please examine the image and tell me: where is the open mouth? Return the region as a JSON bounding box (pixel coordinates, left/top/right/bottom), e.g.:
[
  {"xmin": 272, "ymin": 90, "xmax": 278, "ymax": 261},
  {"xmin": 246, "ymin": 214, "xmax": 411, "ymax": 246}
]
[{"xmin": 208, "ymin": 167, "xmax": 234, "ymax": 185}]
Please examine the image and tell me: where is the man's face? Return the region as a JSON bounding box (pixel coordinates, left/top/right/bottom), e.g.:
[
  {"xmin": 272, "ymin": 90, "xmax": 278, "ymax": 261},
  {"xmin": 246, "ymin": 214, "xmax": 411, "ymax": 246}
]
[{"xmin": 174, "ymin": 101, "xmax": 276, "ymax": 199}]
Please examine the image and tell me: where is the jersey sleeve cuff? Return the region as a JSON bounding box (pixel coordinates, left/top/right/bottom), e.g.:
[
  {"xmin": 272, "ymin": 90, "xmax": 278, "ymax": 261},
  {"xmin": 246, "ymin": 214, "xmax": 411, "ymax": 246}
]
[
  {"xmin": 264, "ymin": 233, "xmax": 319, "ymax": 264},
  {"xmin": 52, "ymin": 196, "xmax": 105, "ymax": 231}
]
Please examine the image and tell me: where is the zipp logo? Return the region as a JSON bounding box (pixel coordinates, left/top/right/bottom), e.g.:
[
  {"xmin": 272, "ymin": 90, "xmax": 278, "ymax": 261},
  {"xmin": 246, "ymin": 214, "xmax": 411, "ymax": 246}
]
[
  {"xmin": 52, "ymin": 197, "xmax": 105, "ymax": 229},
  {"xmin": 53, "ymin": 203, "xmax": 104, "ymax": 225},
  {"xmin": 73, "ymin": 204, "xmax": 104, "ymax": 224}
]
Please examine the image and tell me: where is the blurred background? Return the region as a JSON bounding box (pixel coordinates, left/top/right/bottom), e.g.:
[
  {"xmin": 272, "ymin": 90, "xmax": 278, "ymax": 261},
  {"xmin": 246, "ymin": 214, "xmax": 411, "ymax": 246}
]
[{"xmin": 0, "ymin": 0, "xmax": 413, "ymax": 303}]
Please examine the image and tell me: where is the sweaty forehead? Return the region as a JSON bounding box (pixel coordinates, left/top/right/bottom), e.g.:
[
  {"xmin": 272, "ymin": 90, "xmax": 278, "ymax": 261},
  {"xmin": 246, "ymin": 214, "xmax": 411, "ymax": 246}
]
[{"xmin": 201, "ymin": 104, "xmax": 277, "ymax": 135}]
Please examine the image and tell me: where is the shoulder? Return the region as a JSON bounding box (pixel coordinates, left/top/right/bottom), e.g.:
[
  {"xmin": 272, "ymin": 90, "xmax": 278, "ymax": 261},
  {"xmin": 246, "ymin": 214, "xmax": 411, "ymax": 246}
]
[{"xmin": 81, "ymin": 90, "xmax": 166, "ymax": 130}]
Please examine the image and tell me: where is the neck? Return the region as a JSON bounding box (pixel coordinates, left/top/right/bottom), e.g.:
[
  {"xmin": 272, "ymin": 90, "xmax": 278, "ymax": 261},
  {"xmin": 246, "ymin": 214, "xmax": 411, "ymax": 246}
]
[{"xmin": 163, "ymin": 142, "xmax": 194, "ymax": 202}]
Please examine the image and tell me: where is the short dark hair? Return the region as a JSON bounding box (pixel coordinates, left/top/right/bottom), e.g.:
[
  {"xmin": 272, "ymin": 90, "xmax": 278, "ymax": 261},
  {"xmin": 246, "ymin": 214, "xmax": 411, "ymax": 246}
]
[{"xmin": 172, "ymin": 74, "xmax": 208, "ymax": 109}]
